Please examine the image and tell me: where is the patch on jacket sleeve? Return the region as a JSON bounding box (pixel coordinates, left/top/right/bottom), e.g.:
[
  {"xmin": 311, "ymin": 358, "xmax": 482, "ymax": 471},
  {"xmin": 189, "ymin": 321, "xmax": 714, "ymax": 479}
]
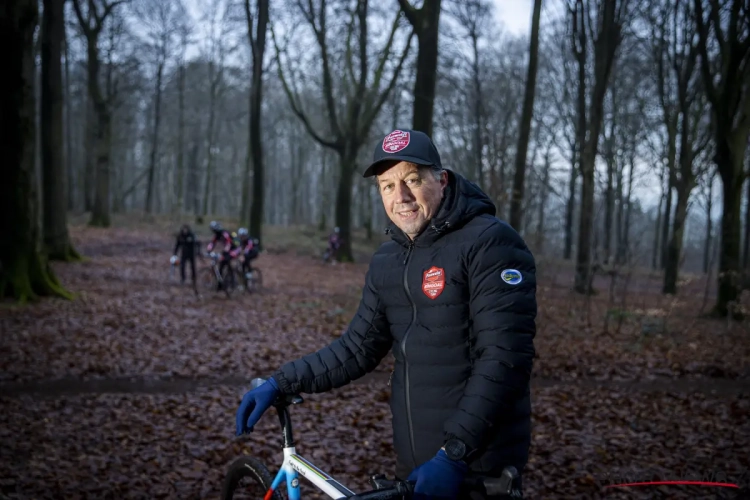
[
  {"xmin": 422, "ymin": 266, "xmax": 446, "ymax": 299},
  {"xmin": 500, "ymin": 269, "xmax": 523, "ymax": 285}
]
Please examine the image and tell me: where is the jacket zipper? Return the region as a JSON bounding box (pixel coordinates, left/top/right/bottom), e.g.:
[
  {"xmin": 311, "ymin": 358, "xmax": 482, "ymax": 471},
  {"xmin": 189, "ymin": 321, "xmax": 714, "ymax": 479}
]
[{"xmin": 400, "ymin": 240, "xmax": 417, "ymax": 466}]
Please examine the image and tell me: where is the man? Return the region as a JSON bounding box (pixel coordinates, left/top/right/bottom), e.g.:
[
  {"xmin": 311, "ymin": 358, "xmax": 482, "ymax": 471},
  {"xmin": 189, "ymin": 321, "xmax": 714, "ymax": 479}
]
[
  {"xmin": 235, "ymin": 129, "xmax": 536, "ymax": 499},
  {"xmin": 172, "ymin": 224, "xmax": 198, "ymax": 286},
  {"xmin": 326, "ymin": 226, "xmax": 343, "ymax": 263},
  {"xmin": 234, "ymin": 227, "xmax": 259, "ymax": 279},
  {"xmin": 206, "ymin": 221, "xmax": 236, "ymax": 288}
]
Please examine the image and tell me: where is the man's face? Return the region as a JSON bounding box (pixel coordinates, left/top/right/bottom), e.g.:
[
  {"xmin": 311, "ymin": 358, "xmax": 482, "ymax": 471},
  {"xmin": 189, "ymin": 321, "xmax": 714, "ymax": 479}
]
[{"xmin": 376, "ymin": 161, "xmax": 448, "ymax": 239}]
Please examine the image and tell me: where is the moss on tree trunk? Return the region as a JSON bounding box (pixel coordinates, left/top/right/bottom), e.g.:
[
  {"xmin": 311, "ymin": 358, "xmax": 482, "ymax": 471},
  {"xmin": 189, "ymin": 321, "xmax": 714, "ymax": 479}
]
[{"xmin": 0, "ymin": 0, "xmax": 72, "ymax": 303}]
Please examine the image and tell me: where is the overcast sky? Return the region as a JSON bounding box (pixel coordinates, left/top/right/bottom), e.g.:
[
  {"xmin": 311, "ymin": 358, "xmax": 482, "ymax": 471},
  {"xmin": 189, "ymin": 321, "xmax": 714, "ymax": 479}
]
[{"xmin": 492, "ymin": 0, "xmax": 533, "ymax": 36}]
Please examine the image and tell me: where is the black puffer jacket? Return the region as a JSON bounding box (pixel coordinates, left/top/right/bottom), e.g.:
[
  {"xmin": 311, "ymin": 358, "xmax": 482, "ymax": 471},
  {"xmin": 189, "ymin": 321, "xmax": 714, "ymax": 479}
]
[{"xmin": 273, "ymin": 170, "xmax": 537, "ymax": 477}]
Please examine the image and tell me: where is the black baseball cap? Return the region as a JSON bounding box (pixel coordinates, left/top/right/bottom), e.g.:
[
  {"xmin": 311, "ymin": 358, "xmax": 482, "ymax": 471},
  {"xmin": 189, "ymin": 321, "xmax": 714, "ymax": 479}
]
[{"xmin": 362, "ymin": 128, "xmax": 443, "ymax": 178}]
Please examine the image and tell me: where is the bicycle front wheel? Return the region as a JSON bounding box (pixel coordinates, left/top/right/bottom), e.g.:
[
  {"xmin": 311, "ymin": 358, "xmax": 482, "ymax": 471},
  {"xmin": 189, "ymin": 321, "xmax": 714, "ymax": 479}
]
[
  {"xmin": 220, "ymin": 265, "xmax": 235, "ymax": 298},
  {"xmin": 221, "ymin": 456, "xmax": 283, "ymax": 500}
]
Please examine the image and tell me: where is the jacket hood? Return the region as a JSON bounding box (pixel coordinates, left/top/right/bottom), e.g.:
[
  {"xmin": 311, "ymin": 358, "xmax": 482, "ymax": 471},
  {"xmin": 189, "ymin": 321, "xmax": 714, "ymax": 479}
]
[{"xmin": 386, "ymin": 169, "xmax": 496, "ymax": 247}]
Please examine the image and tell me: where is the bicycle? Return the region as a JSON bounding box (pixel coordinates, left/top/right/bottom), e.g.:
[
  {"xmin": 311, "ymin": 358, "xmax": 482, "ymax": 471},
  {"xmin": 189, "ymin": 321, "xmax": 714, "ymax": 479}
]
[
  {"xmin": 222, "ymin": 379, "xmax": 523, "ymax": 499},
  {"xmin": 201, "ymin": 252, "xmax": 235, "ymax": 298},
  {"xmin": 222, "ymin": 378, "xmax": 414, "ymax": 500},
  {"xmin": 234, "ymin": 257, "xmax": 263, "ymax": 294}
]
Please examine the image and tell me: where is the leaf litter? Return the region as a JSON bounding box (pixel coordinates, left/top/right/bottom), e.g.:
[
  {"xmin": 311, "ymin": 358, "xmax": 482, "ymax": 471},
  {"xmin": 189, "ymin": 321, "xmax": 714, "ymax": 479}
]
[{"xmin": 0, "ymin": 226, "xmax": 748, "ymax": 499}]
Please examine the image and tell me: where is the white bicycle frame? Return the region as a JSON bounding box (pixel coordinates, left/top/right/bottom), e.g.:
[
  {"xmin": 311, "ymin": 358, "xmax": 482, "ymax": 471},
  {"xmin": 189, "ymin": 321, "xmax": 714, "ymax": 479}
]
[{"xmin": 266, "ymin": 446, "xmax": 356, "ymax": 499}]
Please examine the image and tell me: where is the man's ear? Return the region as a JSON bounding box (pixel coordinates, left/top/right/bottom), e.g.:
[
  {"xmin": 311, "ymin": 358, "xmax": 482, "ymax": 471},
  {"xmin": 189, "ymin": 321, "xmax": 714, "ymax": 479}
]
[{"xmin": 440, "ymin": 170, "xmax": 448, "ymax": 193}]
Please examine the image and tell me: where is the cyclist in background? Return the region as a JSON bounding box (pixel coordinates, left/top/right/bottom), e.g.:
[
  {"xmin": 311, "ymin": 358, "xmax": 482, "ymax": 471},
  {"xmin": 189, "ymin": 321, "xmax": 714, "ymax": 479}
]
[
  {"xmin": 235, "ymin": 228, "xmax": 260, "ymax": 280},
  {"xmin": 206, "ymin": 221, "xmax": 236, "ymax": 287},
  {"xmin": 327, "ymin": 226, "xmax": 343, "ymax": 262},
  {"xmin": 172, "ymin": 224, "xmax": 198, "ymax": 286}
]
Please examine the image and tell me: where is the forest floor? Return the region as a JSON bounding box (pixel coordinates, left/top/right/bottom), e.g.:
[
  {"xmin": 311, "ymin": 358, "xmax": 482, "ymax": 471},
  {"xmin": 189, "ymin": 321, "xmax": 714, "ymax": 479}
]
[{"xmin": 1, "ymin": 215, "xmax": 749, "ymax": 499}]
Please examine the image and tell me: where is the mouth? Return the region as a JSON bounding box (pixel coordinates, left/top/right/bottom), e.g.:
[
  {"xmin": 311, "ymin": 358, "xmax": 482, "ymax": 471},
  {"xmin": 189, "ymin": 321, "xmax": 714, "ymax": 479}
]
[{"xmin": 397, "ymin": 208, "xmax": 419, "ymax": 220}]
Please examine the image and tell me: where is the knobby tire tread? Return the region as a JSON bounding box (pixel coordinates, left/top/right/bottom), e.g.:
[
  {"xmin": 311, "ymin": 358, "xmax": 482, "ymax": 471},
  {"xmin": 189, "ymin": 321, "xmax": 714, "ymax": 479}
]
[{"xmin": 221, "ymin": 456, "xmax": 283, "ymax": 500}]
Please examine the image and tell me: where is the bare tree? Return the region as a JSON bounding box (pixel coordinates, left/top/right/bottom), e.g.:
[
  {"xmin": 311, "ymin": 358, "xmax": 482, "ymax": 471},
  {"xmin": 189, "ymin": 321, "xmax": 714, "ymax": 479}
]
[
  {"xmin": 1, "ymin": 0, "xmax": 71, "ymax": 301},
  {"xmin": 651, "ymin": 1, "xmax": 710, "ymax": 294},
  {"xmin": 446, "ymin": 0, "xmax": 493, "ymax": 189},
  {"xmin": 72, "ymin": 0, "xmax": 127, "ymax": 227},
  {"xmin": 41, "ymin": 0, "xmax": 81, "ymax": 260},
  {"xmin": 133, "ymin": 0, "xmax": 181, "ymax": 214},
  {"xmin": 508, "ymin": 0, "xmax": 543, "ymax": 231},
  {"xmin": 273, "ymin": 0, "xmax": 413, "ymax": 262},
  {"xmin": 693, "ymin": 0, "xmax": 750, "ymax": 316},
  {"xmin": 198, "ymin": 0, "xmax": 236, "ymax": 219},
  {"xmin": 241, "ymin": 0, "xmax": 270, "ymax": 244},
  {"xmin": 396, "ymin": 0, "xmax": 441, "ymax": 136},
  {"xmin": 173, "ymin": 8, "xmax": 192, "ymax": 215},
  {"xmin": 571, "ymin": 0, "xmax": 629, "ymax": 294}
]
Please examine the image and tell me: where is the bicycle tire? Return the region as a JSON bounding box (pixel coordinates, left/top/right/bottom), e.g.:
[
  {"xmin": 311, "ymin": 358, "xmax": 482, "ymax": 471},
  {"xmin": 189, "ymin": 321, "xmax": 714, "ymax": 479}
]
[
  {"xmin": 243, "ymin": 268, "xmax": 263, "ymax": 294},
  {"xmin": 221, "ymin": 456, "xmax": 283, "ymax": 500},
  {"xmin": 201, "ymin": 267, "xmax": 215, "ymax": 290},
  {"xmin": 220, "ymin": 265, "xmax": 235, "ymax": 298}
]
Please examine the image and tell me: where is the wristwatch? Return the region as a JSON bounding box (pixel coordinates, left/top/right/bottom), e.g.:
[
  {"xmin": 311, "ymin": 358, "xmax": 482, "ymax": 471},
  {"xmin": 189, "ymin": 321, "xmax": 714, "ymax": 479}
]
[{"xmin": 443, "ymin": 437, "xmax": 469, "ymax": 462}]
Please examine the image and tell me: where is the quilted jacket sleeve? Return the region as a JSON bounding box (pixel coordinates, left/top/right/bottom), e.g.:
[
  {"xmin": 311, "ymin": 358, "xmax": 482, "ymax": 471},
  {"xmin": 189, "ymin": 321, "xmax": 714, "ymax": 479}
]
[
  {"xmin": 443, "ymin": 220, "xmax": 537, "ymax": 454},
  {"xmin": 272, "ymin": 262, "xmax": 392, "ymax": 395}
]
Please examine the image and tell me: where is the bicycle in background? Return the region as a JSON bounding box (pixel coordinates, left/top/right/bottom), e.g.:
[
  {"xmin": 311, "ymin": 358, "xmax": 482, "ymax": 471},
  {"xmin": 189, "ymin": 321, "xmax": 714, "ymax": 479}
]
[{"xmin": 201, "ymin": 252, "xmax": 235, "ymax": 298}]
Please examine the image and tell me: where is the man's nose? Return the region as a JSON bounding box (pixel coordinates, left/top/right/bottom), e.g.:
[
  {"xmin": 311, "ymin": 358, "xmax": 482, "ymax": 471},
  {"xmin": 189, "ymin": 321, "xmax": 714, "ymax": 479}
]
[{"xmin": 393, "ymin": 182, "xmax": 414, "ymax": 203}]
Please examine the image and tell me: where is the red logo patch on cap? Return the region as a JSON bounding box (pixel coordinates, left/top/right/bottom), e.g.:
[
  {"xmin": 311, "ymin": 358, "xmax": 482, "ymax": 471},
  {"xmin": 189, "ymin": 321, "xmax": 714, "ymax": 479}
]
[
  {"xmin": 422, "ymin": 266, "xmax": 445, "ymax": 299},
  {"xmin": 382, "ymin": 130, "xmax": 410, "ymax": 153}
]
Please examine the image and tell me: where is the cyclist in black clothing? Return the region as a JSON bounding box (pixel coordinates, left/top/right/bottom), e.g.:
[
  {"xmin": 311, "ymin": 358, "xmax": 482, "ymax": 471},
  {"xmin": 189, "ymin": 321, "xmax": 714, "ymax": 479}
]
[{"xmin": 173, "ymin": 224, "xmax": 198, "ymax": 285}]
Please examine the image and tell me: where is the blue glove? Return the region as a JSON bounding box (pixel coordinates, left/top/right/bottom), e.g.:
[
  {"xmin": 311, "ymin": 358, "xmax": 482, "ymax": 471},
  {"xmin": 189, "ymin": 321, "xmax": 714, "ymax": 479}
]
[
  {"xmin": 407, "ymin": 449, "xmax": 468, "ymax": 500},
  {"xmin": 235, "ymin": 377, "xmax": 280, "ymax": 436}
]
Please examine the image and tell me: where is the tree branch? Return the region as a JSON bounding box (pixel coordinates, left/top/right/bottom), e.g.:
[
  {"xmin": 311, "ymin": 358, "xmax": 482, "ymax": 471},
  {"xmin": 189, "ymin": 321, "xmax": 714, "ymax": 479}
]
[
  {"xmin": 396, "ymin": 0, "xmax": 419, "ymax": 30},
  {"xmin": 270, "ymin": 22, "xmax": 342, "ymax": 151},
  {"xmin": 693, "ymin": 0, "xmax": 718, "ymax": 107},
  {"xmin": 300, "ymin": 0, "xmax": 342, "ymax": 139},
  {"xmin": 360, "ymin": 27, "xmax": 414, "ymax": 137},
  {"xmin": 244, "ymin": 0, "xmax": 257, "ymax": 56}
]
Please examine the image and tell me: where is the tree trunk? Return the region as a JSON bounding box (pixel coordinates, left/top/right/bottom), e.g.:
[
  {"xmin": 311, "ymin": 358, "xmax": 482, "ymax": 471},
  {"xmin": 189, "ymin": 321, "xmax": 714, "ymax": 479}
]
[
  {"xmin": 703, "ymin": 176, "xmax": 713, "ymax": 274},
  {"xmin": 563, "ymin": 152, "xmax": 577, "ymax": 260},
  {"xmin": 401, "ymin": 0, "xmax": 441, "ymax": 137},
  {"xmin": 618, "ymin": 152, "xmax": 635, "ymax": 264},
  {"xmin": 573, "ymin": 0, "xmax": 622, "ymax": 294},
  {"xmin": 201, "ymin": 63, "xmax": 218, "ymax": 219},
  {"xmin": 84, "ymin": 93, "xmax": 94, "ymax": 211},
  {"xmin": 663, "ymin": 181, "xmax": 690, "ymax": 294},
  {"xmin": 603, "ymin": 132, "xmax": 615, "ymax": 265},
  {"xmin": 508, "ymin": 0, "xmax": 542, "ymax": 230},
  {"xmin": 63, "ymin": 24, "xmax": 75, "ymax": 211},
  {"xmin": 89, "ymin": 109, "xmax": 111, "ymax": 227},
  {"xmin": 535, "ymin": 147, "xmax": 551, "ymax": 253},
  {"xmin": 1, "ymin": 0, "xmax": 72, "ymax": 301},
  {"xmin": 188, "ymin": 135, "xmax": 201, "ymax": 216},
  {"xmin": 334, "ymin": 152, "xmax": 357, "ymax": 262},
  {"xmin": 470, "ymin": 31, "xmax": 484, "ymax": 188},
  {"xmin": 714, "ymin": 151, "xmax": 744, "ymax": 317},
  {"xmin": 41, "ymin": 0, "xmax": 80, "ymax": 260},
  {"xmin": 79, "ymin": 21, "xmax": 112, "ymax": 227},
  {"xmin": 145, "ymin": 60, "xmax": 165, "ymax": 214},
  {"xmin": 175, "ymin": 62, "xmax": 186, "ymax": 215},
  {"xmin": 248, "ymin": 0, "xmax": 269, "ymax": 244},
  {"xmin": 660, "ymin": 150, "xmax": 675, "ymax": 269}
]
